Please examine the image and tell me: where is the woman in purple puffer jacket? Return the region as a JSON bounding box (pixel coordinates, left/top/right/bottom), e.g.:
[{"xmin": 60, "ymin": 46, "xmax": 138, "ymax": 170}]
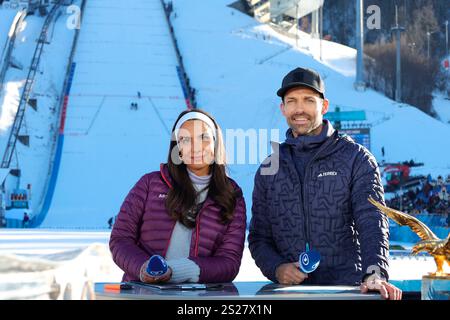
[{"xmin": 110, "ymin": 109, "xmax": 247, "ymax": 284}]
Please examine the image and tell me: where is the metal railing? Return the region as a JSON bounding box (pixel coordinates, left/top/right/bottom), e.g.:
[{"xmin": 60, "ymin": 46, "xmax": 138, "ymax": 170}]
[
  {"xmin": 0, "ymin": 9, "xmax": 27, "ymax": 91},
  {"xmin": 159, "ymin": 0, "xmax": 197, "ymax": 109},
  {"xmin": 32, "ymin": 0, "xmax": 88, "ymax": 228},
  {"xmin": 1, "ymin": 2, "xmax": 63, "ymax": 169}
]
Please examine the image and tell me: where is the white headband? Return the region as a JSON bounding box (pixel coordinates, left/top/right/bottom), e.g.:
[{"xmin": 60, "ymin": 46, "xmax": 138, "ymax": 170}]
[{"xmin": 174, "ymin": 112, "xmax": 217, "ymax": 144}]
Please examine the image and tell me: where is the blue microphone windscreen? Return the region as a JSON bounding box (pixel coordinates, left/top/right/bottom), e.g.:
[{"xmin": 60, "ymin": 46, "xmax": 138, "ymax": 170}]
[{"xmin": 146, "ymin": 255, "xmax": 168, "ymax": 276}]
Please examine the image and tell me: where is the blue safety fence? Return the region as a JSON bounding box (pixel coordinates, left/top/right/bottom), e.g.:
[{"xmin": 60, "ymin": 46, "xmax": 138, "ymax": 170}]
[
  {"xmin": 31, "ymin": 135, "xmax": 65, "ymax": 227},
  {"xmin": 31, "ymin": 62, "xmax": 76, "ymax": 227}
]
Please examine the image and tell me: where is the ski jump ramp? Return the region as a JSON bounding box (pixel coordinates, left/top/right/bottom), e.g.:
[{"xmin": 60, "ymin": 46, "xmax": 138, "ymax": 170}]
[{"xmin": 41, "ymin": 0, "xmax": 186, "ymax": 228}]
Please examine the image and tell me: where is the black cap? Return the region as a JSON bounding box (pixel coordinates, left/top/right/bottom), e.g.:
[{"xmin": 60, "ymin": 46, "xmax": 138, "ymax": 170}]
[{"xmin": 277, "ymin": 67, "xmax": 325, "ymax": 99}]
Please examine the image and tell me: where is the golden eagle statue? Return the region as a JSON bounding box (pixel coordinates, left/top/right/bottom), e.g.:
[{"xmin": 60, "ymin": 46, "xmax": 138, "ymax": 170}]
[{"xmin": 368, "ymin": 196, "xmax": 450, "ymax": 277}]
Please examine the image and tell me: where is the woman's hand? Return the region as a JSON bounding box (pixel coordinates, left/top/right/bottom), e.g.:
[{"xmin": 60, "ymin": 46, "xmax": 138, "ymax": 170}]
[{"xmin": 139, "ymin": 260, "xmax": 172, "ymax": 283}]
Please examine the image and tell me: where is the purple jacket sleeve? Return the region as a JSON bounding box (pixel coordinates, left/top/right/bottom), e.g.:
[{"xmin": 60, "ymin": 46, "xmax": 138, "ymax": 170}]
[
  {"xmin": 109, "ymin": 174, "xmax": 154, "ymax": 280},
  {"xmin": 190, "ymin": 195, "xmax": 247, "ymax": 283}
]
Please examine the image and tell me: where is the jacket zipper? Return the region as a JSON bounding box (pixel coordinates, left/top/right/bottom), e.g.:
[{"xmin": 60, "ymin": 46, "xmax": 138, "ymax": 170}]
[
  {"xmin": 194, "ymin": 211, "xmax": 201, "ymax": 257},
  {"xmin": 194, "ymin": 205, "xmax": 208, "ymax": 257},
  {"xmin": 286, "ymin": 147, "xmax": 310, "ymax": 251},
  {"xmin": 193, "ymin": 196, "xmax": 216, "ymax": 256},
  {"xmin": 301, "ymin": 136, "xmax": 337, "ymax": 251},
  {"xmin": 160, "ymin": 163, "xmax": 174, "ymax": 258}
]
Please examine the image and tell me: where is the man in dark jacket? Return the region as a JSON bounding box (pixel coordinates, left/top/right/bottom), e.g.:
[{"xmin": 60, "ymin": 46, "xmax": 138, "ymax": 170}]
[{"xmin": 248, "ymin": 67, "xmax": 402, "ymax": 300}]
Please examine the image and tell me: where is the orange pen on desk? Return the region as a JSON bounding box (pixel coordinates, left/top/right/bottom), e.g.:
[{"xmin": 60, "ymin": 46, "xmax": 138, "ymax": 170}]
[
  {"xmin": 104, "ymin": 283, "xmax": 133, "ymax": 291},
  {"xmin": 104, "ymin": 284, "xmax": 121, "ymax": 291}
]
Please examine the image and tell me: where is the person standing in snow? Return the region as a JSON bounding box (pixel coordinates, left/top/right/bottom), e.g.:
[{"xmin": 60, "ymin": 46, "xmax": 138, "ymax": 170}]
[
  {"xmin": 108, "ymin": 216, "xmax": 114, "ymax": 229},
  {"xmin": 248, "ymin": 67, "xmax": 402, "ymax": 300},
  {"xmin": 22, "ymin": 212, "xmax": 30, "ymax": 228},
  {"xmin": 110, "ymin": 109, "xmax": 246, "ymax": 284}
]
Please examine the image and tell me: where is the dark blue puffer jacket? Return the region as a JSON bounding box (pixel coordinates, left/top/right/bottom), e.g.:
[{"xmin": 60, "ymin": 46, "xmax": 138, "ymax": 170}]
[{"xmin": 248, "ymin": 124, "xmax": 390, "ymax": 286}]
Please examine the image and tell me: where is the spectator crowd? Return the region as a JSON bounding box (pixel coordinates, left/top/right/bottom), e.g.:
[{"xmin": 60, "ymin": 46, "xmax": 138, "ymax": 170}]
[{"xmin": 385, "ymin": 174, "xmax": 450, "ymax": 227}]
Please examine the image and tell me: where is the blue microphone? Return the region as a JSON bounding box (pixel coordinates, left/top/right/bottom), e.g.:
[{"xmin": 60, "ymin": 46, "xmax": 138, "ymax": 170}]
[
  {"xmin": 299, "ymin": 243, "xmax": 321, "ymax": 274},
  {"xmin": 146, "ymin": 255, "xmax": 168, "ymax": 277}
]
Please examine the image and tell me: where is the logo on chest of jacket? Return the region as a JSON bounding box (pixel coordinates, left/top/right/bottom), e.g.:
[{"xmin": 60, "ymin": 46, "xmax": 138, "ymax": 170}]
[
  {"xmin": 317, "ymin": 171, "xmax": 338, "ymax": 178},
  {"xmin": 158, "ymin": 193, "xmax": 167, "ymax": 198}
]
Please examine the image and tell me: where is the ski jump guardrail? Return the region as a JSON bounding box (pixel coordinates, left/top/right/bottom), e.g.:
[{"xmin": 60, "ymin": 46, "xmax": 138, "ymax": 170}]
[
  {"xmin": 32, "ymin": 0, "xmax": 87, "ymax": 228},
  {"xmin": 0, "ymin": 9, "xmax": 27, "ymax": 92},
  {"xmin": 160, "ymin": 0, "xmax": 197, "ymax": 110},
  {"xmin": 32, "ymin": 63, "xmax": 76, "ymax": 227},
  {"xmin": 1, "ymin": 2, "xmax": 63, "ymax": 169}
]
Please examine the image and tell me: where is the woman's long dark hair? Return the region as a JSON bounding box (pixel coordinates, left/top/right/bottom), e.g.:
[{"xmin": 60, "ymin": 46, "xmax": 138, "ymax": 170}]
[{"xmin": 165, "ymin": 109, "xmax": 238, "ymax": 228}]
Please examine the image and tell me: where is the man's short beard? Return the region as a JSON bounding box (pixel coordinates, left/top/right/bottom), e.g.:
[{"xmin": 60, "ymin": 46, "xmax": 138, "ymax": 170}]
[{"xmin": 289, "ymin": 120, "xmax": 322, "ymax": 137}]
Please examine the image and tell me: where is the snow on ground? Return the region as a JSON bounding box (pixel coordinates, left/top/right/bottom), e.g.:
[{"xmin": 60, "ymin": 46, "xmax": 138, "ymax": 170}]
[
  {"xmin": 40, "ymin": 0, "xmax": 187, "ymax": 228},
  {"xmin": 13, "ymin": 10, "xmax": 76, "ymax": 218},
  {"xmin": 0, "ymin": 7, "xmax": 76, "ymax": 221},
  {"xmin": 0, "ymin": 9, "xmax": 18, "ymax": 58},
  {"xmin": 0, "ymin": 229, "xmax": 123, "ymax": 299},
  {"xmin": 170, "ymin": 0, "xmax": 450, "ymax": 217},
  {"xmin": 433, "ymin": 92, "xmax": 450, "ymax": 125},
  {"xmin": 0, "ymin": 229, "xmax": 114, "ymax": 255},
  {"xmin": 3, "ymin": 0, "xmax": 447, "ymax": 229},
  {"xmin": 0, "ymin": 80, "xmax": 22, "ymax": 132},
  {"xmin": 0, "ymin": 12, "xmax": 45, "ymax": 152},
  {"xmin": 254, "ymin": 24, "xmax": 358, "ymax": 78},
  {"xmin": 1, "ymin": 229, "xmax": 447, "ymax": 287}
]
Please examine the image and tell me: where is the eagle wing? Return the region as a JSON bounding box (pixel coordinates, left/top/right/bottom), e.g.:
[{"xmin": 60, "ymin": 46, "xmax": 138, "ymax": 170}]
[
  {"xmin": 368, "ymin": 196, "xmax": 439, "ymax": 241},
  {"xmin": 445, "ymin": 233, "xmax": 450, "ymax": 250}
]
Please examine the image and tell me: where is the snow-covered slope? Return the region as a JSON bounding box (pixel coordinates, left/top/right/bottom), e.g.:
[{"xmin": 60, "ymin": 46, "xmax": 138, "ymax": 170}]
[
  {"xmin": 170, "ymin": 0, "xmax": 450, "ymax": 217},
  {"xmin": 0, "ymin": 9, "xmax": 18, "ymax": 57},
  {"xmin": 0, "ymin": 7, "xmax": 76, "ymax": 222},
  {"xmin": 40, "ymin": 0, "xmax": 186, "ymax": 228},
  {"xmin": 3, "ymin": 1, "xmax": 448, "ymax": 231},
  {"xmin": 433, "ymin": 93, "xmax": 450, "ymax": 125},
  {"xmin": 0, "ymin": 13, "xmax": 45, "ymax": 149}
]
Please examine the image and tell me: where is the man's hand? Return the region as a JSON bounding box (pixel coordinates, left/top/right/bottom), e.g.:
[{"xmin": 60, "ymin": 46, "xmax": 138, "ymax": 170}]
[
  {"xmin": 139, "ymin": 260, "xmax": 172, "ymax": 283},
  {"xmin": 275, "ymin": 262, "xmax": 308, "ymax": 285},
  {"xmin": 360, "ymin": 277, "xmax": 402, "ymax": 300}
]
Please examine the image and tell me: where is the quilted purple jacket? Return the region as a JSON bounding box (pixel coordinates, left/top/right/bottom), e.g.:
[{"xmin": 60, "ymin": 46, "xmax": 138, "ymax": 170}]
[{"xmin": 109, "ymin": 164, "xmax": 247, "ymax": 283}]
